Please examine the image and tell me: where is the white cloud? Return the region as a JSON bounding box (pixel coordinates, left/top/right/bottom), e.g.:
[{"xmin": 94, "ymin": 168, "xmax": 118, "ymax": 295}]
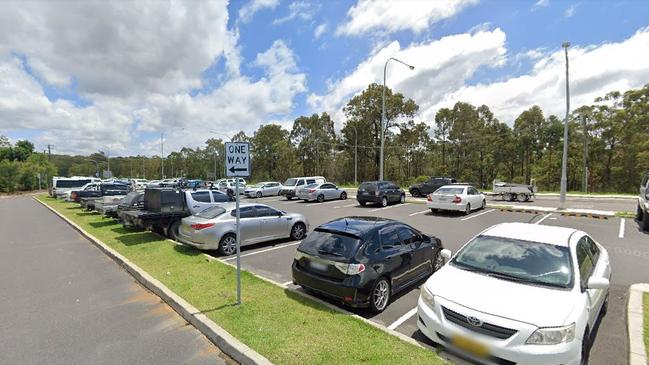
[
  {"xmin": 532, "ymin": 0, "xmax": 549, "ymax": 11},
  {"xmin": 336, "ymin": 0, "xmax": 479, "ymax": 36},
  {"xmin": 564, "ymin": 3, "xmax": 578, "ymax": 18},
  {"xmin": 273, "ymin": 1, "xmax": 318, "ymax": 25},
  {"xmin": 314, "ymin": 23, "xmax": 328, "ymax": 39},
  {"xmin": 308, "ymin": 29, "xmax": 507, "ymax": 125},
  {"xmin": 430, "ymin": 27, "xmax": 649, "ymax": 124},
  {"xmin": 239, "ymin": 0, "xmax": 280, "ymax": 23}
]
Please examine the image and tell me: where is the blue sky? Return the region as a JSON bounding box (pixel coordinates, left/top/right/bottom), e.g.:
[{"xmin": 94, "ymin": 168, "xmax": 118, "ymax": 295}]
[{"xmin": 0, "ymin": 0, "xmax": 648, "ymax": 156}]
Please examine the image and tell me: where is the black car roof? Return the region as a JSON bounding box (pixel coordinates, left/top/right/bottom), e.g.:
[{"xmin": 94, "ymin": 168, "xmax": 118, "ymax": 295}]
[{"xmin": 316, "ymin": 216, "xmax": 396, "ymax": 237}]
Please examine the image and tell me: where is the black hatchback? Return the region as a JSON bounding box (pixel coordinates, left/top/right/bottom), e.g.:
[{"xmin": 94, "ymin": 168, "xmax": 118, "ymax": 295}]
[
  {"xmin": 356, "ymin": 181, "xmax": 406, "ymax": 207},
  {"xmin": 291, "ymin": 217, "xmax": 444, "ymax": 313}
]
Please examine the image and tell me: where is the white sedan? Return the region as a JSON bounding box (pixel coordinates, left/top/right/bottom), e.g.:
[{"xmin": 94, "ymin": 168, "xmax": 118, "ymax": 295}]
[
  {"xmin": 426, "ymin": 184, "xmax": 485, "ymax": 215},
  {"xmin": 417, "ymin": 222, "xmax": 611, "ymax": 365}
]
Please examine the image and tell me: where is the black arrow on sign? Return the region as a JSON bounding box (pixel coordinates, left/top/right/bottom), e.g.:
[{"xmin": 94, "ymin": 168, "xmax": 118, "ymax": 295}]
[{"xmin": 229, "ymin": 166, "xmax": 247, "ymax": 173}]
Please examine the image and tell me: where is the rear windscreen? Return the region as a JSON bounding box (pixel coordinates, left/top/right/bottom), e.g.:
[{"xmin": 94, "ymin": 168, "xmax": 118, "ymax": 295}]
[
  {"xmin": 298, "ymin": 230, "xmax": 361, "ymax": 261},
  {"xmin": 359, "ymin": 182, "xmax": 377, "ymax": 191},
  {"xmin": 195, "ymin": 206, "xmax": 226, "ymax": 219},
  {"xmin": 435, "ymin": 187, "xmax": 464, "ymax": 195},
  {"xmin": 56, "ymin": 179, "xmax": 92, "ymax": 188}
]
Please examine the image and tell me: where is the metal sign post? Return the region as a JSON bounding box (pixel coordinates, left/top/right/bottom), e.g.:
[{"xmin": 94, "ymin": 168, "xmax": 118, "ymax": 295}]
[{"xmin": 224, "ymin": 142, "xmax": 250, "ymax": 305}]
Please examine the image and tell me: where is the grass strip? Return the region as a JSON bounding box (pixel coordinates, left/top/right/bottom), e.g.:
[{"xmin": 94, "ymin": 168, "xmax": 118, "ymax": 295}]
[
  {"xmin": 645, "ymin": 293, "xmax": 649, "ymax": 360},
  {"xmin": 37, "ymin": 196, "xmax": 444, "ymax": 365}
]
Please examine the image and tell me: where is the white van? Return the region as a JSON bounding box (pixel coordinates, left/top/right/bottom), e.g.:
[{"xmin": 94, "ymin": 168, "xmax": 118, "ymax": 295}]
[
  {"xmin": 51, "ymin": 176, "xmax": 101, "ymax": 198},
  {"xmin": 279, "ymin": 176, "xmax": 326, "ymax": 200}
]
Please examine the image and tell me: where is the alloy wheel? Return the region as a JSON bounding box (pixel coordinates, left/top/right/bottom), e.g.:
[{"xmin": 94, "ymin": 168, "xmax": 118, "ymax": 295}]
[
  {"xmin": 372, "ymin": 279, "xmax": 390, "ymax": 312},
  {"xmin": 220, "ymin": 235, "xmax": 237, "ymax": 256},
  {"xmin": 400, "ymin": 194, "xmax": 406, "ymax": 204},
  {"xmin": 465, "ymin": 204, "xmax": 471, "ymax": 215},
  {"xmin": 291, "ymin": 223, "xmax": 306, "ymax": 240},
  {"xmin": 433, "ymin": 253, "xmax": 445, "ymax": 272},
  {"xmin": 340, "ymin": 192, "xmax": 347, "ymax": 200},
  {"xmin": 256, "ymin": 191, "xmax": 262, "ymax": 198},
  {"xmin": 381, "ymin": 197, "xmax": 388, "ymax": 207}
]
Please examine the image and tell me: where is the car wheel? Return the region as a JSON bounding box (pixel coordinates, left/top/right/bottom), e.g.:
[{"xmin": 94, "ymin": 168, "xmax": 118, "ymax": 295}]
[
  {"xmin": 359, "ymin": 201, "xmax": 366, "ymax": 206},
  {"xmin": 256, "ymin": 191, "xmax": 262, "ymax": 198},
  {"xmin": 503, "ymin": 193, "xmax": 513, "ymax": 201},
  {"xmin": 411, "ymin": 189, "xmax": 420, "ymax": 198},
  {"xmin": 481, "ymin": 199, "xmax": 486, "ymax": 209},
  {"xmin": 464, "ymin": 204, "xmax": 471, "ymax": 215},
  {"xmin": 218, "ymin": 234, "xmax": 237, "ymax": 256},
  {"xmin": 290, "ymin": 222, "xmax": 306, "ymax": 240},
  {"xmin": 286, "ymin": 196, "xmax": 293, "ymax": 200},
  {"xmin": 340, "ymin": 191, "xmax": 347, "ymax": 200},
  {"xmin": 167, "ymin": 220, "xmax": 181, "ymax": 241},
  {"xmin": 400, "ymin": 194, "xmax": 406, "ymax": 204},
  {"xmin": 369, "ymin": 277, "xmax": 390, "ymax": 313},
  {"xmin": 430, "ymin": 208, "xmax": 437, "ymax": 214},
  {"xmin": 381, "ymin": 197, "xmax": 388, "ymax": 207},
  {"xmin": 433, "ymin": 252, "xmax": 445, "ymax": 272},
  {"xmin": 317, "ymin": 194, "xmax": 325, "ymax": 203},
  {"xmin": 580, "ymin": 329, "xmax": 591, "ymax": 365},
  {"xmin": 517, "ymin": 193, "xmax": 527, "ymax": 202},
  {"xmin": 637, "ymin": 204, "xmax": 643, "ymax": 220},
  {"xmin": 601, "ymin": 292, "xmax": 609, "ymax": 316},
  {"xmin": 643, "ymin": 210, "xmax": 649, "ymax": 231}
]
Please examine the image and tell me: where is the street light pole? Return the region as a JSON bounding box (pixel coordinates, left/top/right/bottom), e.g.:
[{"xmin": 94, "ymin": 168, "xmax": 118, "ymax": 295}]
[
  {"xmin": 160, "ymin": 132, "xmax": 164, "ymax": 179},
  {"xmin": 381, "ymin": 57, "xmax": 414, "ymax": 181},
  {"xmin": 559, "ymin": 42, "xmax": 571, "ymax": 209},
  {"xmin": 352, "ymin": 125, "xmax": 358, "ymax": 185}
]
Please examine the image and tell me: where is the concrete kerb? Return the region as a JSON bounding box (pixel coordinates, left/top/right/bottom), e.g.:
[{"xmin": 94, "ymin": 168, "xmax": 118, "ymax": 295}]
[
  {"xmin": 488, "ymin": 203, "xmax": 616, "ymax": 218},
  {"xmin": 34, "ymin": 197, "xmax": 272, "ymax": 365},
  {"xmin": 628, "ymin": 283, "xmax": 649, "ymax": 365}
]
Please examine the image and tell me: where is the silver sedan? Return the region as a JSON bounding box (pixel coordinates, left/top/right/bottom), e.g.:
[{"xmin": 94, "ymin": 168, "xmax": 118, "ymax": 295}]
[
  {"xmin": 177, "ymin": 203, "xmax": 309, "ymax": 255},
  {"xmin": 296, "ymin": 183, "xmax": 348, "ymax": 202}
]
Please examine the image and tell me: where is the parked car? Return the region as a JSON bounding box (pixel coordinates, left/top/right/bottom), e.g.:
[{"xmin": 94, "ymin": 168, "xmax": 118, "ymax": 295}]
[
  {"xmin": 116, "ymin": 191, "xmax": 145, "ymax": 222},
  {"xmin": 409, "ymin": 177, "xmax": 456, "ymax": 198},
  {"xmin": 417, "ymin": 222, "xmax": 610, "ymax": 365},
  {"xmin": 637, "ymin": 171, "xmax": 649, "ymax": 231},
  {"xmin": 219, "ymin": 179, "xmax": 246, "ymax": 195},
  {"xmin": 65, "ymin": 182, "xmax": 100, "ymax": 201},
  {"xmin": 130, "ymin": 179, "xmax": 148, "ymax": 190},
  {"xmin": 427, "ymin": 184, "xmax": 486, "ymax": 215},
  {"xmin": 244, "ymin": 181, "xmax": 282, "ymax": 198},
  {"xmin": 297, "ymin": 183, "xmax": 347, "ymax": 202},
  {"xmin": 51, "ymin": 176, "xmax": 100, "ymax": 198},
  {"xmin": 177, "ymin": 203, "xmax": 309, "ymax": 255},
  {"xmin": 280, "ymin": 176, "xmax": 326, "ymax": 200},
  {"xmin": 292, "ymin": 216, "xmax": 444, "ymax": 313},
  {"xmin": 356, "ymin": 181, "xmax": 406, "ymax": 207}
]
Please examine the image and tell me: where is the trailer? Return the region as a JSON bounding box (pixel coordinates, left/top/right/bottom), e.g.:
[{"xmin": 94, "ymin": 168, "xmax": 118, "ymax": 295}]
[{"xmin": 492, "ymin": 179, "xmax": 537, "ymax": 202}]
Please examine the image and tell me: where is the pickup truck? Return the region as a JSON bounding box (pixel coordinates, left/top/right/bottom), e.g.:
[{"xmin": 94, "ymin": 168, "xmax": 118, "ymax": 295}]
[
  {"xmin": 76, "ymin": 183, "xmax": 130, "ymax": 210},
  {"xmin": 96, "ymin": 194, "xmax": 130, "ymax": 217},
  {"xmin": 121, "ymin": 188, "xmax": 232, "ymax": 239},
  {"xmin": 116, "ymin": 192, "xmax": 145, "ymax": 222},
  {"xmin": 637, "ymin": 171, "xmax": 649, "ymax": 231}
]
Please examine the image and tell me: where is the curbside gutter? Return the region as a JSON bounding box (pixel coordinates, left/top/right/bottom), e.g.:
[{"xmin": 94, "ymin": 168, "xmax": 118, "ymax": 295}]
[
  {"xmin": 628, "ymin": 283, "xmax": 649, "ymax": 365},
  {"xmin": 34, "ymin": 197, "xmax": 272, "ymax": 365}
]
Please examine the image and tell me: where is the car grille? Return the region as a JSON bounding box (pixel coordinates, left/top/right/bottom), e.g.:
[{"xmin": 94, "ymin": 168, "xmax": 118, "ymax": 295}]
[{"xmin": 441, "ymin": 306, "xmax": 517, "ymax": 340}]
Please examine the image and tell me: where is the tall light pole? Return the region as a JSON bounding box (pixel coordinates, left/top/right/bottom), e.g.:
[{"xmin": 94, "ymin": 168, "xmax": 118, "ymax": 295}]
[
  {"xmin": 381, "ymin": 57, "xmax": 414, "ymax": 181},
  {"xmin": 353, "ymin": 125, "xmax": 358, "ymax": 186},
  {"xmin": 210, "ymin": 130, "xmax": 232, "ymax": 179},
  {"xmin": 160, "ymin": 132, "xmax": 164, "ymax": 179},
  {"xmin": 559, "ymin": 42, "xmax": 571, "ymax": 209}
]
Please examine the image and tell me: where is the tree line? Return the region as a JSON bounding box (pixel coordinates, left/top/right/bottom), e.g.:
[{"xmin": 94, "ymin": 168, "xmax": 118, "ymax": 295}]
[{"xmin": 2, "ymin": 83, "xmax": 647, "ymax": 193}]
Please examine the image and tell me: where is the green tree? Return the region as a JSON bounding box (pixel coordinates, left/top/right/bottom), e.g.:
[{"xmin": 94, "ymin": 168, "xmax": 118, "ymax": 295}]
[{"xmin": 290, "ymin": 113, "xmax": 336, "ymax": 176}]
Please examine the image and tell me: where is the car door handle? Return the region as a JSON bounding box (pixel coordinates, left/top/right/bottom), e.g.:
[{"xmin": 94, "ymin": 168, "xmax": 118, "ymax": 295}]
[{"xmin": 193, "ymin": 205, "xmax": 199, "ymax": 208}]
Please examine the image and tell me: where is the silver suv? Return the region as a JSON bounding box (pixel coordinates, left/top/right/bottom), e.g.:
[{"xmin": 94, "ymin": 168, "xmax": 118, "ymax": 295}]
[{"xmin": 637, "ymin": 172, "xmax": 649, "ymax": 231}]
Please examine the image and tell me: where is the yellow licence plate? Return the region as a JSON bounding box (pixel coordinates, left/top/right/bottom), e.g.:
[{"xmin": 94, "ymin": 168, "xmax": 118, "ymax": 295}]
[{"xmin": 451, "ymin": 335, "xmax": 489, "ymax": 358}]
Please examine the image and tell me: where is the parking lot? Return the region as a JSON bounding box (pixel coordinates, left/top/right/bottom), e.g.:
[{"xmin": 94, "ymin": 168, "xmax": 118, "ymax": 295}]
[{"xmin": 209, "ymin": 193, "xmax": 646, "ymax": 365}]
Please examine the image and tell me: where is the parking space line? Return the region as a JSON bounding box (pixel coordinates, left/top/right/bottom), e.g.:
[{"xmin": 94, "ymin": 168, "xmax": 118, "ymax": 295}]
[
  {"xmin": 369, "ymin": 203, "xmax": 410, "ymax": 212},
  {"xmin": 618, "ymin": 218, "xmax": 625, "ymax": 238},
  {"xmin": 334, "ymin": 203, "xmax": 358, "ymax": 209},
  {"xmin": 387, "ymin": 307, "xmax": 418, "ymax": 330},
  {"xmin": 534, "ymin": 213, "xmax": 553, "ymax": 225},
  {"xmin": 409, "ymin": 209, "xmax": 429, "ymax": 216},
  {"xmin": 222, "ymin": 241, "xmax": 301, "ymax": 261},
  {"xmin": 460, "ymin": 209, "xmax": 495, "ymax": 221}
]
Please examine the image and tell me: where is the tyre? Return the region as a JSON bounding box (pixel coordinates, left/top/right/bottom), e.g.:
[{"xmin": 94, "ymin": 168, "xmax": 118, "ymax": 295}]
[
  {"xmin": 400, "ymin": 194, "xmax": 406, "ymax": 204},
  {"xmin": 503, "ymin": 193, "xmax": 513, "ymax": 201},
  {"xmin": 286, "ymin": 196, "xmax": 293, "ymax": 200},
  {"xmin": 369, "ymin": 277, "xmax": 390, "ymax": 313},
  {"xmin": 464, "ymin": 204, "xmax": 471, "ymax": 215},
  {"xmin": 218, "ymin": 234, "xmax": 237, "ymax": 256},
  {"xmin": 433, "ymin": 252, "xmax": 445, "ymax": 272},
  {"xmin": 580, "ymin": 329, "xmax": 591, "ymax": 365},
  {"xmin": 359, "ymin": 201, "xmax": 367, "ymax": 206},
  {"xmin": 481, "ymin": 199, "xmax": 486, "ymax": 209},
  {"xmin": 643, "ymin": 210, "xmax": 649, "ymax": 231},
  {"xmin": 637, "ymin": 204, "xmax": 643, "ymax": 220},
  {"xmin": 167, "ymin": 220, "xmax": 181, "ymax": 241},
  {"xmin": 340, "ymin": 191, "xmax": 347, "ymax": 200},
  {"xmin": 517, "ymin": 193, "xmax": 527, "ymax": 202},
  {"xmin": 256, "ymin": 191, "xmax": 262, "ymax": 198},
  {"xmin": 411, "ymin": 189, "xmax": 421, "ymax": 198},
  {"xmin": 430, "ymin": 208, "xmax": 437, "ymax": 214},
  {"xmin": 317, "ymin": 194, "xmax": 325, "ymax": 203},
  {"xmin": 381, "ymin": 196, "xmax": 388, "ymax": 207},
  {"xmin": 290, "ymin": 222, "xmax": 306, "ymax": 240}
]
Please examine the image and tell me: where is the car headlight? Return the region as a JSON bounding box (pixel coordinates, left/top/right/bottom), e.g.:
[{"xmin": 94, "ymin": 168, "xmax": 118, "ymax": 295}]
[
  {"xmin": 420, "ymin": 286, "xmax": 435, "ymax": 308},
  {"xmin": 526, "ymin": 323, "xmax": 575, "ymax": 345}
]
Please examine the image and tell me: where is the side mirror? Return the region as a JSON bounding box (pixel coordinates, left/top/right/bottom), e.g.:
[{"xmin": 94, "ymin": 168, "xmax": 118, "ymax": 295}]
[
  {"xmin": 645, "ymin": 193, "xmax": 649, "ymax": 200},
  {"xmin": 440, "ymin": 249, "xmax": 452, "ymax": 260},
  {"xmin": 586, "ymin": 276, "xmax": 609, "ymax": 290}
]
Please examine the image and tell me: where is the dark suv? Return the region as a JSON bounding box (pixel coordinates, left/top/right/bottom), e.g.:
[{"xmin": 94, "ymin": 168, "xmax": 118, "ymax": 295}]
[
  {"xmin": 292, "ymin": 217, "xmax": 444, "ymax": 313},
  {"xmin": 637, "ymin": 171, "xmax": 649, "ymax": 231},
  {"xmin": 356, "ymin": 181, "xmax": 406, "ymax": 207},
  {"xmin": 409, "ymin": 177, "xmax": 456, "ymax": 197}
]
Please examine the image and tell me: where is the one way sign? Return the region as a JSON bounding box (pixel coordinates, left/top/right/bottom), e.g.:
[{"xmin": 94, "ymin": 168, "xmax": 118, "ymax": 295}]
[{"xmin": 225, "ymin": 142, "xmax": 251, "ymax": 177}]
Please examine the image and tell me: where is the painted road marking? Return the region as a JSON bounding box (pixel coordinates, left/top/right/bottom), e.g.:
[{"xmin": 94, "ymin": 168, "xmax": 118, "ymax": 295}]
[
  {"xmin": 535, "ymin": 213, "xmax": 553, "ymax": 225},
  {"xmin": 334, "ymin": 203, "xmax": 358, "ymax": 209},
  {"xmin": 460, "ymin": 209, "xmax": 495, "ymax": 221},
  {"xmin": 409, "ymin": 210, "xmax": 430, "ymax": 217},
  {"xmin": 387, "ymin": 307, "xmax": 418, "ymax": 330},
  {"xmin": 618, "ymin": 218, "xmax": 625, "ymax": 238},
  {"xmin": 369, "ymin": 203, "xmax": 410, "ymax": 212},
  {"xmin": 222, "ymin": 241, "xmax": 301, "ymax": 261}
]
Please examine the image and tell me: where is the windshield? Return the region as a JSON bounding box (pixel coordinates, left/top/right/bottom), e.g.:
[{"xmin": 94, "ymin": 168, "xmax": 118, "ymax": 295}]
[
  {"xmin": 298, "ymin": 229, "xmax": 362, "ymax": 261},
  {"xmin": 451, "ymin": 235, "xmax": 573, "ymax": 288},
  {"xmin": 435, "ymin": 187, "xmax": 464, "ymax": 194},
  {"xmin": 283, "ymin": 178, "xmax": 297, "ymax": 186},
  {"xmin": 195, "ymin": 206, "xmax": 226, "ymax": 219}
]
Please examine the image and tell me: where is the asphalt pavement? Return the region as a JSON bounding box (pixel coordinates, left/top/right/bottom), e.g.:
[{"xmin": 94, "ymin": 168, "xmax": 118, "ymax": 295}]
[
  {"xmin": 0, "ymin": 196, "xmax": 228, "ymax": 365},
  {"xmin": 211, "ymin": 193, "xmax": 649, "ymax": 365}
]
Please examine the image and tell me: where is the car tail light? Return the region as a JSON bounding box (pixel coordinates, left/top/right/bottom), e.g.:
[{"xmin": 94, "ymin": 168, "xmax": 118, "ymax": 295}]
[
  {"xmin": 191, "ymin": 223, "xmax": 215, "ymax": 230},
  {"xmin": 343, "ymin": 296, "xmax": 353, "ymax": 302},
  {"xmin": 333, "ymin": 262, "xmax": 365, "ymax": 275},
  {"xmin": 452, "ymin": 195, "xmax": 462, "ymax": 203},
  {"xmin": 307, "ymin": 189, "xmax": 316, "ymax": 193},
  {"xmin": 427, "ymin": 195, "xmax": 432, "ymax": 201},
  {"xmin": 71, "ymin": 192, "xmax": 77, "ymax": 199}
]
